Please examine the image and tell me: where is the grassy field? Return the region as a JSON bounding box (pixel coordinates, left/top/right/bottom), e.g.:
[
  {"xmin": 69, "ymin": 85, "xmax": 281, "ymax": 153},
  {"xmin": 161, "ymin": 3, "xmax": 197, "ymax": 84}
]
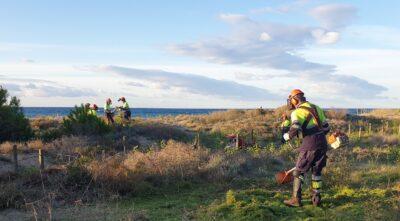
[{"xmin": 0, "ymin": 109, "xmax": 399, "ymax": 220}]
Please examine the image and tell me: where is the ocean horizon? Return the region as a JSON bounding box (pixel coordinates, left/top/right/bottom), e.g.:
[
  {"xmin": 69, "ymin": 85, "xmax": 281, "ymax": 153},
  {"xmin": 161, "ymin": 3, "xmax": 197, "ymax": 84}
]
[{"xmin": 22, "ymin": 107, "xmax": 371, "ymax": 118}]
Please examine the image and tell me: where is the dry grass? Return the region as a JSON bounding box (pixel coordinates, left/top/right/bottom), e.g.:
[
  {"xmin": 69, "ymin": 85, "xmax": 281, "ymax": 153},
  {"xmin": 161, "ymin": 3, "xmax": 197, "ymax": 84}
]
[
  {"xmin": 150, "ymin": 109, "xmax": 279, "ymax": 144},
  {"xmin": 368, "ymin": 134, "xmax": 400, "ymax": 146},
  {"xmin": 362, "ymin": 109, "xmax": 400, "ymax": 119},
  {"xmin": 30, "ymin": 117, "xmax": 62, "ymax": 130},
  {"xmin": 325, "ymin": 109, "xmax": 348, "ymax": 120},
  {"xmin": 87, "ymin": 140, "xmax": 276, "ymax": 194}
]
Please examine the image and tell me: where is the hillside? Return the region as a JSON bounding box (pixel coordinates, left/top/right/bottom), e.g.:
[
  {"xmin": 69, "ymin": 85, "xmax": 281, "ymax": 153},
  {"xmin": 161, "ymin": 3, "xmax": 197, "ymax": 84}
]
[{"xmin": 0, "ymin": 108, "xmax": 399, "ymax": 220}]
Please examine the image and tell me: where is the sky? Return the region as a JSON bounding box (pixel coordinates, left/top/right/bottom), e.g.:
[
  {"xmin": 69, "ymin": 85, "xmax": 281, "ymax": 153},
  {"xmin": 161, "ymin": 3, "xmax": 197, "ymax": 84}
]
[{"xmin": 1, "ymin": 0, "xmax": 399, "ymax": 108}]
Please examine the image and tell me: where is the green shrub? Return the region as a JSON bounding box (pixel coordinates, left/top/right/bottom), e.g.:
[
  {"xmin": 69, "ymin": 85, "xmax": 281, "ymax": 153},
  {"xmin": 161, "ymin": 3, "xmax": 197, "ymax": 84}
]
[
  {"xmin": 62, "ymin": 104, "xmax": 111, "ymax": 135},
  {"xmin": 0, "ymin": 86, "xmax": 33, "ymax": 142}
]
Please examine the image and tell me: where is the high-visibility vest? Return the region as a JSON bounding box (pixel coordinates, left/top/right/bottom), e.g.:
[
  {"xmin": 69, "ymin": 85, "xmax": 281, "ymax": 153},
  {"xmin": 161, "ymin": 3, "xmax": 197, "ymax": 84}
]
[
  {"xmin": 122, "ymin": 102, "xmax": 129, "ymax": 109},
  {"xmin": 291, "ymin": 102, "xmax": 327, "ymax": 135},
  {"xmin": 88, "ymin": 109, "xmax": 97, "ymax": 116},
  {"xmin": 104, "ymin": 103, "xmax": 112, "ymax": 112},
  {"xmin": 281, "ymin": 120, "xmax": 291, "ymax": 128}
]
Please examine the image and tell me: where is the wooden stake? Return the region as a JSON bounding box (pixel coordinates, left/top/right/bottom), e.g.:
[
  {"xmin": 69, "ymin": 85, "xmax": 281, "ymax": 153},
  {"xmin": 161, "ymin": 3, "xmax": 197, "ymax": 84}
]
[
  {"xmin": 369, "ymin": 123, "xmax": 372, "ymax": 134},
  {"xmin": 358, "ymin": 127, "xmax": 362, "ymax": 139},
  {"xmin": 348, "ymin": 123, "xmax": 351, "ymax": 136},
  {"xmin": 122, "ymin": 136, "xmax": 126, "ymax": 154},
  {"xmin": 38, "ymin": 149, "xmax": 44, "ymax": 170},
  {"xmin": 12, "ymin": 145, "xmax": 18, "ymax": 173},
  {"xmin": 251, "ymin": 129, "xmax": 255, "ymax": 145},
  {"xmin": 235, "ymin": 134, "xmax": 239, "ymax": 148},
  {"xmin": 398, "ymin": 124, "xmax": 400, "ymax": 136}
]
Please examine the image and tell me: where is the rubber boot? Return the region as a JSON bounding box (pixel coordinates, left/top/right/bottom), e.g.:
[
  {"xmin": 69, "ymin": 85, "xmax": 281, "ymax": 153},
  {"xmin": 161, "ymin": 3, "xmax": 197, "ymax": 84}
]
[
  {"xmin": 312, "ymin": 190, "xmax": 321, "ymax": 207},
  {"xmin": 284, "ymin": 176, "xmax": 302, "ymax": 207}
]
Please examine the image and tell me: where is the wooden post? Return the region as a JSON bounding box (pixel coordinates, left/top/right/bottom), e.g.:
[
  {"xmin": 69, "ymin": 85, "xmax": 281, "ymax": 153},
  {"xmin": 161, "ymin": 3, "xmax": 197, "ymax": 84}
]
[
  {"xmin": 358, "ymin": 127, "xmax": 362, "ymax": 139},
  {"xmin": 102, "ymin": 149, "xmax": 105, "ymax": 160},
  {"xmin": 38, "ymin": 149, "xmax": 44, "ymax": 170},
  {"xmin": 381, "ymin": 125, "xmax": 384, "ymax": 134},
  {"xmin": 235, "ymin": 134, "xmax": 239, "ymax": 148},
  {"xmin": 251, "ymin": 129, "xmax": 255, "ymax": 145},
  {"xmin": 398, "ymin": 124, "xmax": 400, "ymax": 136},
  {"xmin": 369, "ymin": 123, "xmax": 372, "ymax": 134},
  {"xmin": 12, "ymin": 145, "xmax": 18, "ymax": 173},
  {"xmin": 385, "ymin": 121, "xmax": 389, "ymax": 133},
  {"xmin": 348, "ymin": 123, "xmax": 351, "ymax": 136},
  {"xmin": 122, "ymin": 136, "xmax": 126, "ymax": 154}
]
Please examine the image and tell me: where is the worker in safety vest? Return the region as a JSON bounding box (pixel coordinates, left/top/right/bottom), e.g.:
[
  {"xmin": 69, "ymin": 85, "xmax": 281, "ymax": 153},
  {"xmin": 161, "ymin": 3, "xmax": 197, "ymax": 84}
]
[
  {"xmin": 104, "ymin": 98, "xmax": 115, "ymax": 124},
  {"xmin": 84, "ymin": 103, "xmax": 91, "ymax": 113},
  {"xmin": 118, "ymin": 97, "xmax": 131, "ymax": 120},
  {"xmin": 280, "ymin": 114, "xmax": 291, "ymax": 144},
  {"xmin": 282, "ymin": 89, "xmax": 330, "ymax": 207},
  {"xmin": 88, "ymin": 104, "xmax": 98, "ymax": 116}
]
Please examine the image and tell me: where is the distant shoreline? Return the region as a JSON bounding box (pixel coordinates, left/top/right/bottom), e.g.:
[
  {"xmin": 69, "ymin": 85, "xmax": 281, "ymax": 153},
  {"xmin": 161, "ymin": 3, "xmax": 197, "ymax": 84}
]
[{"xmin": 21, "ymin": 107, "xmax": 392, "ymax": 118}]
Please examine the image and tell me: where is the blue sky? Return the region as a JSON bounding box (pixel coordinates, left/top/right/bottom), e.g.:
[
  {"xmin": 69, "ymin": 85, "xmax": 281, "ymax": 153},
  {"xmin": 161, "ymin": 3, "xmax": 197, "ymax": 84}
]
[{"xmin": 1, "ymin": 0, "xmax": 399, "ymax": 108}]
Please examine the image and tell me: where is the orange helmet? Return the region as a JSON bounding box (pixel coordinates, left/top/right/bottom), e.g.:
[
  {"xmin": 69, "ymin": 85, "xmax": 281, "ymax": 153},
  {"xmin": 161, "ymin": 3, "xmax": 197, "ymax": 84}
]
[{"xmin": 289, "ymin": 89, "xmax": 304, "ymax": 99}]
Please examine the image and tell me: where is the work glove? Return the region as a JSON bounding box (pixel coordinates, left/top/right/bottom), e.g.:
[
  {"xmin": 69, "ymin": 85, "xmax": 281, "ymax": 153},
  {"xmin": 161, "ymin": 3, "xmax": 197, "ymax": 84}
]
[{"xmin": 283, "ymin": 133, "xmax": 290, "ymax": 141}]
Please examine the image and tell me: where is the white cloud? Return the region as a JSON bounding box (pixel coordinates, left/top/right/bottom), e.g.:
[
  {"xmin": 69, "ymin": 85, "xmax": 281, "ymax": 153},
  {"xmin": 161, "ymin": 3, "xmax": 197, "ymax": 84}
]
[
  {"xmin": 259, "ymin": 32, "xmax": 272, "ymax": 41},
  {"xmin": 0, "ymin": 76, "xmax": 96, "ymax": 98},
  {"xmin": 310, "ymin": 4, "xmax": 357, "ymax": 30},
  {"xmin": 311, "ymin": 29, "xmax": 340, "ymax": 44},
  {"xmin": 219, "ymin": 14, "xmax": 250, "ymax": 24},
  {"xmin": 167, "ymin": 13, "xmax": 387, "ymax": 100},
  {"xmin": 251, "ymin": 0, "xmax": 311, "ymax": 14},
  {"xmin": 94, "ymin": 65, "xmax": 280, "ymax": 101}
]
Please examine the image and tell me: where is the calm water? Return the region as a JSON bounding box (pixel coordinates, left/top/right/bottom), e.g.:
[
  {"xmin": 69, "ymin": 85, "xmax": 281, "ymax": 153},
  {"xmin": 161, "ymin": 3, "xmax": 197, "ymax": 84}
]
[
  {"xmin": 22, "ymin": 107, "xmax": 227, "ymax": 118},
  {"xmin": 22, "ymin": 107, "xmax": 367, "ymax": 118}
]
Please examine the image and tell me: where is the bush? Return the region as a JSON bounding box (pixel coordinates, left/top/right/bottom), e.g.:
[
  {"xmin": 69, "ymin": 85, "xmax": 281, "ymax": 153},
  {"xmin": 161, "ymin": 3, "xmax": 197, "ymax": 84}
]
[
  {"xmin": 63, "ymin": 105, "xmax": 111, "ymax": 135},
  {"xmin": 0, "ymin": 86, "xmax": 33, "ymax": 142}
]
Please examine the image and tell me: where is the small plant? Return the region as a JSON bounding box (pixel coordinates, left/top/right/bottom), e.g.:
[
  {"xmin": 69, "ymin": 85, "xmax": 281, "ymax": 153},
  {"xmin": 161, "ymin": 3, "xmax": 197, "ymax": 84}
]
[
  {"xmin": 226, "ymin": 189, "xmax": 236, "ymax": 205},
  {"xmin": 0, "ymin": 86, "xmax": 33, "ymax": 142},
  {"xmin": 62, "ymin": 104, "xmax": 111, "ymax": 135}
]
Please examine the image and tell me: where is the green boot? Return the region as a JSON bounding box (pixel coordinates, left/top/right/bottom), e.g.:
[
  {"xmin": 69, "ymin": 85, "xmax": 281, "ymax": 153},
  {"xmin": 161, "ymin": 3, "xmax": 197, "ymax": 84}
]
[{"xmin": 284, "ymin": 174, "xmax": 302, "ymax": 207}]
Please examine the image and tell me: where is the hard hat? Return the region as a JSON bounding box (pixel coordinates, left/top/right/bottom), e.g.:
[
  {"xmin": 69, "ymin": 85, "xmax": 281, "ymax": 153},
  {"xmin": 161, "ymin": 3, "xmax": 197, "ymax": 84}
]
[
  {"xmin": 93, "ymin": 104, "xmax": 98, "ymax": 109},
  {"xmin": 118, "ymin": 97, "xmax": 126, "ymax": 102},
  {"xmin": 106, "ymin": 98, "xmax": 112, "ymax": 103},
  {"xmin": 289, "ymin": 89, "xmax": 304, "ymax": 98}
]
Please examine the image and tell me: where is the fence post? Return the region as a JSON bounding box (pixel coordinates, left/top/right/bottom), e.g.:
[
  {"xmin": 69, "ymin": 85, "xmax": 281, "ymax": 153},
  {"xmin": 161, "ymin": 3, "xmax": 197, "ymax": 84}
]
[
  {"xmin": 12, "ymin": 145, "xmax": 18, "ymax": 173},
  {"xmin": 122, "ymin": 136, "xmax": 126, "ymax": 154},
  {"xmin": 38, "ymin": 149, "xmax": 44, "ymax": 170},
  {"xmin": 358, "ymin": 127, "xmax": 362, "ymax": 139},
  {"xmin": 348, "ymin": 123, "xmax": 351, "ymax": 136},
  {"xmin": 398, "ymin": 124, "xmax": 400, "ymax": 136},
  {"xmin": 251, "ymin": 129, "xmax": 255, "ymax": 145},
  {"xmin": 102, "ymin": 149, "xmax": 105, "ymax": 160},
  {"xmin": 369, "ymin": 123, "xmax": 372, "ymax": 134},
  {"xmin": 235, "ymin": 134, "xmax": 240, "ymax": 148}
]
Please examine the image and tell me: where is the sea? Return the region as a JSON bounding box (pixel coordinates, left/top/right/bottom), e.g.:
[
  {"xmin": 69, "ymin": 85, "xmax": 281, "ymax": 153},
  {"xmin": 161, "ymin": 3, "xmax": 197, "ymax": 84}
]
[
  {"xmin": 22, "ymin": 107, "xmax": 227, "ymax": 118},
  {"xmin": 22, "ymin": 107, "xmax": 368, "ymax": 118}
]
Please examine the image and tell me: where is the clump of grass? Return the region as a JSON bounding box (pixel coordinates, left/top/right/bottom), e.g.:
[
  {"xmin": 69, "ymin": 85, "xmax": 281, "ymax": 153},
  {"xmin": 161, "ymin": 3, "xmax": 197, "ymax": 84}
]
[
  {"xmin": 368, "ymin": 134, "xmax": 400, "ymax": 146},
  {"xmin": 326, "ymin": 109, "xmax": 348, "ymax": 120}
]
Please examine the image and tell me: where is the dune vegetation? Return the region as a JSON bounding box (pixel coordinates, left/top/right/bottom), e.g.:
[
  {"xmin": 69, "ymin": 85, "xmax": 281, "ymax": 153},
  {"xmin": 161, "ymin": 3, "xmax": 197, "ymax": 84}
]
[{"xmin": 0, "ymin": 100, "xmax": 399, "ymax": 220}]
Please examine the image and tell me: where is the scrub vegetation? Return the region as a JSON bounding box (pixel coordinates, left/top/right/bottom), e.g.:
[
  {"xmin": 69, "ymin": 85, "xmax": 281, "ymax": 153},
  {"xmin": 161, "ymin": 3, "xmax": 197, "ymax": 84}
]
[{"xmin": 0, "ymin": 97, "xmax": 399, "ymax": 220}]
